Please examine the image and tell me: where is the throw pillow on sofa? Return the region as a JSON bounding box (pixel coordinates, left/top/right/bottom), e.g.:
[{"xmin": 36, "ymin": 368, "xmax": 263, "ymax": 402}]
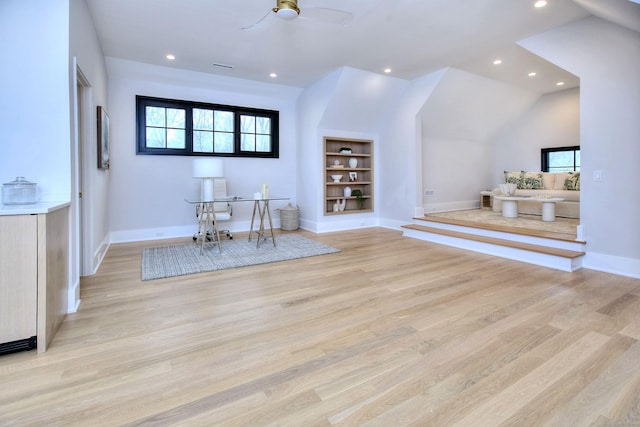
[
  {"xmin": 564, "ymin": 171, "xmax": 580, "ymax": 190},
  {"xmin": 520, "ymin": 171, "xmax": 544, "ymax": 189},
  {"xmin": 504, "ymin": 171, "xmax": 523, "ymax": 188}
]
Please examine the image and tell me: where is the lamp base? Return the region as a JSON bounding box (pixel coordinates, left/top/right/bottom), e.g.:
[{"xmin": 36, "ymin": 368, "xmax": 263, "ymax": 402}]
[{"xmin": 201, "ymin": 178, "xmax": 214, "ymax": 201}]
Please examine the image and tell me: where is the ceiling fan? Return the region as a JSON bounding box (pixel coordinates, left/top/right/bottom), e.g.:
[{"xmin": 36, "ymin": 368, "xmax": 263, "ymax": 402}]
[{"xmin": 242, "ymin": 0, "xmax": 353, "ymax": 30}]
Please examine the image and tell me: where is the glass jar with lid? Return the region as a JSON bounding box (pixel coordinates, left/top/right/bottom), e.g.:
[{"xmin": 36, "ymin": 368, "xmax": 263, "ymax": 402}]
[{"xmin": 2, "ymin": 176, "xmax": 38, "ymax": 205}]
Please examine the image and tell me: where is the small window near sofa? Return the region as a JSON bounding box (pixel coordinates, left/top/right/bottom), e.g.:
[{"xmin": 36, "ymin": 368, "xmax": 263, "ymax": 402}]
[{"xmin": 541, "ymin": 146, "xmax": 580, "ymax": 172}]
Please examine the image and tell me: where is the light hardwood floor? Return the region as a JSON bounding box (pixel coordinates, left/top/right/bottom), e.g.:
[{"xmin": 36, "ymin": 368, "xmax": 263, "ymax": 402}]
[{"xmin": 1, "ymin": 228, "xmax": 639, "ymax": 426}]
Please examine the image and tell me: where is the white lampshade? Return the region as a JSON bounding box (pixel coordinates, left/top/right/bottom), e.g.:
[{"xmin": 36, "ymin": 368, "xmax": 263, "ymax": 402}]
[
  {"xmin": 192, "ymin": 157, "xmax": 224, "ymax": 178},
  {"xmin": 193, "ymin": 158, "xmax": 223, "ymax": 201}
]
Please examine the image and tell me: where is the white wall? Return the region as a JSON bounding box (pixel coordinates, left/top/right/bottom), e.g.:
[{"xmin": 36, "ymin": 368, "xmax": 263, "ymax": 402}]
[
  {"xmin": 377, "ymin": 70, "xmax": 446, "ymax": 225},
  {"xmin": 419, "ymin": 68, "xmax": 540, "ymax": 213},
  {"xmin": 297, "ymin": 69, "xmax": 340, "ymax": 229},
  {"xmin": 0, "ymin": 0, "xmax": 77, "ymax": 311},
  {"xmin": 297, "ymin": 67, "xmax": 407, "ymax": 232},
  {"xmin": 0, "ymin": 0, "xmax": 71, "ymax": 202},
  {"xmin": 106, "ymin": 58, "xmax": 301, "ymax": 242},
  {"xmin": 493, "ymin": 87, "xmax": 580, "ymax": 184},
  {"xmin": 520, "ymin": 16, "xmax": 640, "ymax": 277}
]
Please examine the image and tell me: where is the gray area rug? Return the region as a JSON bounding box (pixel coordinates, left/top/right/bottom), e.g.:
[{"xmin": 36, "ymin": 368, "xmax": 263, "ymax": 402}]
[{"xmin": 141, "ymin": 234, "xmax": 340, "ymax": 281}]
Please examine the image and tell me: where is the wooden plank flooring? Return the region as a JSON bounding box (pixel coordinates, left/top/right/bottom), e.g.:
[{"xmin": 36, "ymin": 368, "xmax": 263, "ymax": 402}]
[{"xmin": 0, "ymin": 227, "xmax": 639, "ymax": 426}]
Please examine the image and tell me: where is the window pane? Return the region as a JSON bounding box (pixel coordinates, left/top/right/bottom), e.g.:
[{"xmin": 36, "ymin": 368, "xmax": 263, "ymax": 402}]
[
  {"xmin": 146, "ymin": 127, "xmax": 166, "ymax": 148},
  {"xmin": 256, "ymin": 117, "xmax": 271, "ymax": 134},
  {"xmin": 575, "ymin": 150, "xmax": 580, "ymax": 170},
  {"xmin": 166, "ymin": 108, "xmax": 185, "ymax": 128},
  {"xmin": 241, "ymin": 115, "xmax": 255, "ymax": 133},
  {"xmin": 548, "ymin": 152, "xmax": 573, "ymax": 169},
  {"xmin": 215, "ymin": 111, "xmax": 234, "ymax": 132},
  {"xmin": 146, "ymin": 107, "xmax": 166, "ymax": 127},
  {"xmin": 194, "ymin": 131, "xmax": 214, "ymax": 153},
  {"xmin": 241, "ymin": 134, "xmax": 255, "ymax": 151},
  {"xmin": 256, "ymin": 135, "xmax": 271, "ymax": 152},
  {"xmin": 167, "ymin": 129, "xmax": 185, "ymax": 149},
  {"xmin": 214, "ymin": 132, "xmax": 234, "ymax": 153},
  {"xmin": 193, "ymin": 109, "xmax": 213, "ymax": 131}
]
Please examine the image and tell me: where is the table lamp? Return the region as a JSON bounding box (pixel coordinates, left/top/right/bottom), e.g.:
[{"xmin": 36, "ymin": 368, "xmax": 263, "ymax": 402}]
[{"xmin": 193, "ymin": 158, "xmax": 224, "ymax": 201}]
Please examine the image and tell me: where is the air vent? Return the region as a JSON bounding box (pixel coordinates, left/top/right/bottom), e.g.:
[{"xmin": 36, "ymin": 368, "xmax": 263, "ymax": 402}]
[
  {"xmin": 212, "ymin": 63, "xmax": 235, "ymax": 69},
  {"xmin": 0, "ymin": 336, "xmax": 37, "ymax": 356}
]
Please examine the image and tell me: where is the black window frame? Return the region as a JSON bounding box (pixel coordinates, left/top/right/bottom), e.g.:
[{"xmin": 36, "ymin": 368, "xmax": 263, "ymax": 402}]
[
  {"xmin": 136, "ymin": 95, "xmax": 279, "ymax": 158},
  {"xmin": 541, "ymin": 146, "xmax": 580, "ymax": 172}
]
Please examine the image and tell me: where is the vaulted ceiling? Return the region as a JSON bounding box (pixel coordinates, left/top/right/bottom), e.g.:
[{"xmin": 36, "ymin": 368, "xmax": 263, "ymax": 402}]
[{"xmin": 85, "ymin": 0, "xmax": 639, "ymax": 93}]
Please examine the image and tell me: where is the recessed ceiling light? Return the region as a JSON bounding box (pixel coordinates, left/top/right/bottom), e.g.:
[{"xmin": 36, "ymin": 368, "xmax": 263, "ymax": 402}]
[
  {"xmin": 528, "ymin": 72, "xmax": 537, "ymax": 77},
  {"xmin": 534, "ymin": 1, "xmax": 547, "ymax": 8},
  {"xmin": 384, "ymin": 68, "xmax": 392, "ymax": 74},
  {"xmin": 556, "ymin": 81, "xmax": 565, "ymax": 86},
  {"xmin": 493, "ymin": 59, "xmax": 503, "ymax": 65},
  {"xmin": 269, "ymin": 73, "xmax": 277, "ymax": 78},
  {"xmin": 166, "ymin": 54, "xmax": 175, "ymax": 60}
]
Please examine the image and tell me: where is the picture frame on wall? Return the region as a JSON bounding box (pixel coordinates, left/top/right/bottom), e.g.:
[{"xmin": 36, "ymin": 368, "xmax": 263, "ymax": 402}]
[{"xmin": 97, "ymin": 106, "xmax": 110, "ymax": 170}]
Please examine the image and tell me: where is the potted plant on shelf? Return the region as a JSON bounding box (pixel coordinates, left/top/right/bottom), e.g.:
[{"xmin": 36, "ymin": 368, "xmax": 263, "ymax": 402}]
[
  {"xmin": 351, "ymin": 189, "xmax": 364, "ymax": 209},
  {"xmin": 339, "ymin": 147, "xmax": 352, "ymax": 154}
]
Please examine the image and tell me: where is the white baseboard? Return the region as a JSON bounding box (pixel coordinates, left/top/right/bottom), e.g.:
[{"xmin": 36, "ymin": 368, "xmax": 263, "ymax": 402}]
[
  {"xmin": 68, "ymin": 278, "xmax": 81, "ymax": 313},
  {"xmin": 424, "ymin": 200, "xmax": 479, "ymax": 214},
  {"xmin": 583, "ymin": 252, "xmax": 640, "ymax": 279},
  {"xmin": 108, "ymin": 219, "xmax": 283, "ymax": 244},
  {"xmin": 299, "ymin": 216, "xmax": 378, "ymax": 233},
  {"xmin": 92, "ymin": 234, "xmax": 110, "ymax": 275}
]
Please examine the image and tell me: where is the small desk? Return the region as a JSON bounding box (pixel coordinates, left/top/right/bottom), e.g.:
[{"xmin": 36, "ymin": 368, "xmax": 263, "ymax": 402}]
[
  {"xmin": 185, "ymin": 196, "xmax": 289, "ymax": 253},
  {"xmin": 247, "ymin": 196, "xmax": 289, "ymax": 248}
]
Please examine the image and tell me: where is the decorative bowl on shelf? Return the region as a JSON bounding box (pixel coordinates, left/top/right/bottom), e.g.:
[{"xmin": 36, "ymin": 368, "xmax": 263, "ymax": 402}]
[{"xmin": 331, "ymin": 174, "xmax": 343, "ymax": 182}]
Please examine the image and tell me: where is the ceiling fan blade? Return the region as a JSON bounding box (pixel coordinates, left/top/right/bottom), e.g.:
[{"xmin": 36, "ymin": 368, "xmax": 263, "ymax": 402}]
[
  {"xmin": 300, "ymin": 7, "xmax": 353, "ymax": 25},
  {"xmin": 241, "ymin": 9, "xmax": 273, "ymax": 30}
]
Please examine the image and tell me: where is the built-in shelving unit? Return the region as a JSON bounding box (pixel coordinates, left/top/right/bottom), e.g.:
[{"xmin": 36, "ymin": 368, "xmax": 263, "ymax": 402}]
[{"xmin": 324, "ymin": 136, "xmax": 373, "ymax": 215}]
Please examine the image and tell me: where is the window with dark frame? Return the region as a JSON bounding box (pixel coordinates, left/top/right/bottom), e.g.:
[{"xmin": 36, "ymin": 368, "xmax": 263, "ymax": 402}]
[
  {"xmin": 541, "ymin": 146, "xmax": 580, "ymax": 172},
  {"xmin": 136, "ymin": 96, "xmax": 279, "ymax": 158}
]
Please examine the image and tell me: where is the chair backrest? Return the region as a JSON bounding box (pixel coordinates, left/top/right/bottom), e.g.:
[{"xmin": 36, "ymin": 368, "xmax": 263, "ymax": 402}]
[{"xmin": 212, "ymin": 178, "xmax": 229, "ymax": 213}]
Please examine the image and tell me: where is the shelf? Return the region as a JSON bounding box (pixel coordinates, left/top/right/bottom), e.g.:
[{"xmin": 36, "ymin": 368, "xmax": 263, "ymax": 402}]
[
  {"xmin": 325, "ymin": 209, "xmax": 373, "ymax": 216},
  {"xmin": 326, "ymin": 152, "xmax": 371, "ymax": 157},
  {"xmin": 324, "ymin": 136, "xmax": 374, "ymax": 215},
  {"xmin": 326, "ymin": 195, "xmax": 372, "ymax": 201},
  {"xmin": 327, "ymin": 181, "xmax": 372, "ymax": 186}
]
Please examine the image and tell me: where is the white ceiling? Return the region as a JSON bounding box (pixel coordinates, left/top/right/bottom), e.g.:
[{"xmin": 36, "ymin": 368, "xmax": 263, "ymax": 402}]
[{"xmin": 85, "ymin": 0, "xmax": 639, "ymax": 93}]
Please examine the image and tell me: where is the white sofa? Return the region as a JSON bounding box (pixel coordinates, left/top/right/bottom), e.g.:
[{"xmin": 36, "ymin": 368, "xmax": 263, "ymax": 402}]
[{"xmin": 492, "ymin": 171, "xmax": 580, "ymax": 219}]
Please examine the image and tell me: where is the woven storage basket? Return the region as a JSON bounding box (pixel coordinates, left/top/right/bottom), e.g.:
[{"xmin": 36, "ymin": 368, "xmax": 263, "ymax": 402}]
[{"xmin": 279, "ymin": 203, "xmax": 299, "ymax": 231}]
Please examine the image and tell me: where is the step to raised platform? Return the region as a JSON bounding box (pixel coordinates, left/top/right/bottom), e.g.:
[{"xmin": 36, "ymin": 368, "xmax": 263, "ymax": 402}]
[{"xmin": 402, "ymin": 217, "xmax": 585, "ymax": 272}]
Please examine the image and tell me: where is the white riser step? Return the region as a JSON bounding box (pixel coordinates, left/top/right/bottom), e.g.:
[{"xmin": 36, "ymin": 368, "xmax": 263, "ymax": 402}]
[
  {"xmin": 402, "ymin": 223, "xmax": 584, "ymax": 272},
  {"xmin": 412, "ymin": 216, "xmax": 585, "ymax": 253}
]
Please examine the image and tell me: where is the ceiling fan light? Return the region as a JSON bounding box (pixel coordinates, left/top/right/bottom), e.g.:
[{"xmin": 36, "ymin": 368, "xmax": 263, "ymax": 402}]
[
  {"xmin": 273, "ymin": 0, "xmax": 300, "ymax": 20},
  {"xmin": 276, "ymin": 8, "xmax": 298, "ymax": 19}
]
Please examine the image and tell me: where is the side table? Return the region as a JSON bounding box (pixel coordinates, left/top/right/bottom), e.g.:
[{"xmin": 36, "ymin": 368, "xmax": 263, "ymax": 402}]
[{"xmin": 480, "ymin": 190, "xmax": 493, "ymax": 210}]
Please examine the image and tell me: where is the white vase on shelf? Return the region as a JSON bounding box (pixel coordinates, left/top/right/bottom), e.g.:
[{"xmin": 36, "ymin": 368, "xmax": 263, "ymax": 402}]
[
  {"xmin": 349, "ymin": 157, "xmax": 358, "ymax": 168},
  {"xmin": 344, "ymin": 186, "xmax": 352, "ymax": 197}
]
